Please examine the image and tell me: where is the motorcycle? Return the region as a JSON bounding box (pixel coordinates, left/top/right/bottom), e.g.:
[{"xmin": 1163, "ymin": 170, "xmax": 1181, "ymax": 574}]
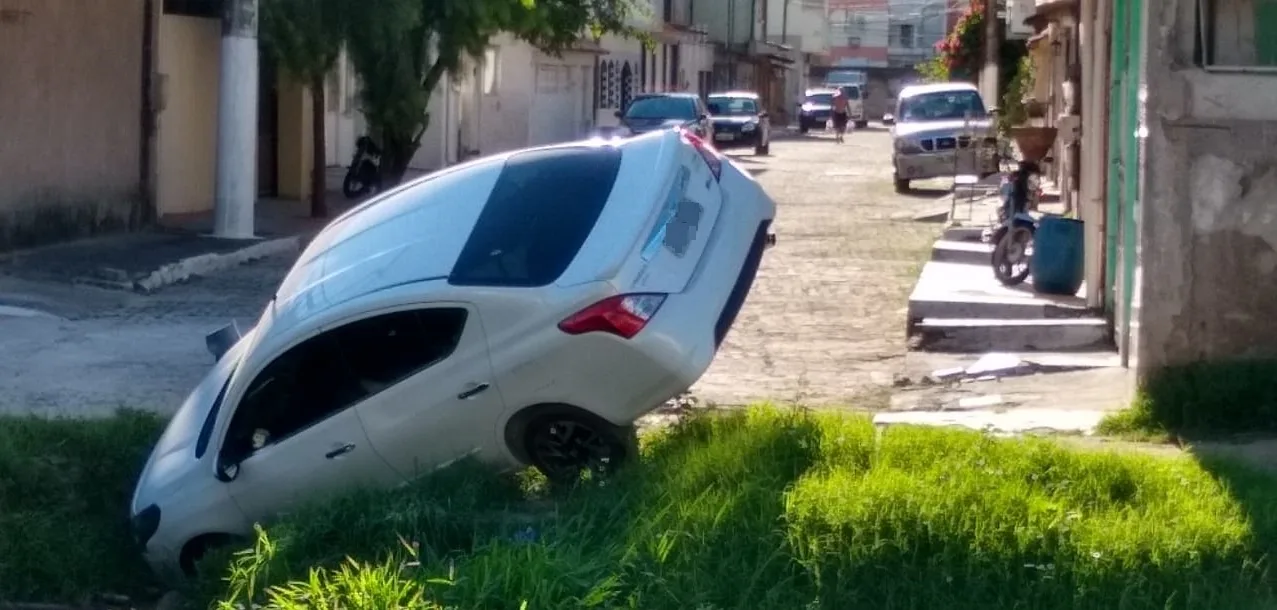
[
  {"xmin": 986, "ymin": 159, "xmax": 1042, "ymax": 286},
  {"xmin": 342, "ymin": 136, "xmax": 382, "ymax": 199}
]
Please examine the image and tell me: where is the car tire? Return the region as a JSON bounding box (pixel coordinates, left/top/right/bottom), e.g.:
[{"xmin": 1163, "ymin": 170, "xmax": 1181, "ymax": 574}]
[
  {"xmin": 855, "ymin": 120, "xmax": 869, "ymax": 129},
  {"xmin": 799, "ymin": 122, "xmax": 809, "ymax": 134},
  {"xmin": 521, "ymin": 406, "xmax": 638, "ymax": 485},
  {"xmin": 894, "ymin": 176, "xmax": 911, "ymax": 193},
  {"xmin": 180, "ymin": 533, "xmax": 238, "ymax": 577}
]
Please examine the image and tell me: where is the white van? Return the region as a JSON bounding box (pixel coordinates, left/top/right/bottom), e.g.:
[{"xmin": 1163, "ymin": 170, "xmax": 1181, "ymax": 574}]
[{"xmin": 827, "ymin": 84, "xmax": 867, "ymax": 128}]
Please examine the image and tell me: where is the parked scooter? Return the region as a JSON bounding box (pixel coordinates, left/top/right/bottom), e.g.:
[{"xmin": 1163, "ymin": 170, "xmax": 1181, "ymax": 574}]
[
  {"xmin": 986, "ymin": 159, "xmax": 1041, "ymax": 286},
  {"xmin": 342, "ymin": 136, "xmax": 382, "ymax": 199}
]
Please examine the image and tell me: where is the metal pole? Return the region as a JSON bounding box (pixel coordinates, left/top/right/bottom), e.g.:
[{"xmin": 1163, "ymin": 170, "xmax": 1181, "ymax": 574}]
[
  {"xmin": 781, "ymin": 0, "xmax": 788, "ymax": 43},
  {"xmin": 213, "ymin": 0, "xmax": 259, "ymax": 239}
]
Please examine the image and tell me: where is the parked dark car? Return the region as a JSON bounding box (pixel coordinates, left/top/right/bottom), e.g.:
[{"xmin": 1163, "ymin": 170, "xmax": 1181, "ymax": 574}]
[
  {"xmin": 798, "ymin": 88, "xmax": 836, "ymax": 133},
  {"xmin": 706, "ymin": 91, "xmax": 770, "ymax": 155},
  {"xmin": 613, "ymin": 93, "xmax": 713, "ymax": 140}
]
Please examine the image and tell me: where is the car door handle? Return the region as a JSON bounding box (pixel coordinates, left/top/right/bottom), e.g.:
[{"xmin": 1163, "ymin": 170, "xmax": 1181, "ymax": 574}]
[
  {"xmin": 458, "ymin": 383, "xmax": 490, "ymax": 400},
  {"xmin": 325, "ymin": 443, "xmax": 356, "ymax": 459}
]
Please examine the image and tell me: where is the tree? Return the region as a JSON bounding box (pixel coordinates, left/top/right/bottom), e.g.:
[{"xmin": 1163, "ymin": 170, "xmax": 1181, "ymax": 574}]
[
  {"xmin": 260, "ymin": 0, "xmax": 347, "ymax": 218},
  {"xmin": 343, "ymin": 0, "xmax": 647, "ymax": 187}
]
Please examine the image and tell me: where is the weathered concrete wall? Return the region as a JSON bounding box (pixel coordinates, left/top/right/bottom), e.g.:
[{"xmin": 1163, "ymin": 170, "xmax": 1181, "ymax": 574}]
[
  {"xmin": 0, "ymin": 0, "xmax": 148, "ymax": 250},
  {"xmin": 1136, "ymin": 0, "xmax": 1277, "ymax": 376}
]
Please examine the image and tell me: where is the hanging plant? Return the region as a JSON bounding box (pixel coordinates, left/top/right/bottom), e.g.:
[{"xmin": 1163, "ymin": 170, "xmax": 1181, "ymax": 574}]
[{"xmin": 935, "ymin": 0, "xmax": 986, "ymax": 81}]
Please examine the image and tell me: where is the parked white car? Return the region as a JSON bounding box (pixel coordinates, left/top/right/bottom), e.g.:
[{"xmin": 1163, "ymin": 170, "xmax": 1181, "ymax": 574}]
[
  {"xmin": 129, "ymin": 128, "xmax": 778, "ymax": 579},
  {"xmin": 890, "ymin": 82, "xmax": 999, "ymax": 193}
]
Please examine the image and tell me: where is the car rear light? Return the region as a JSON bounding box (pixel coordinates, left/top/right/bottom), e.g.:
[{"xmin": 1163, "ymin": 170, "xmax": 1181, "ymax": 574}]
[
  {"xmin": 678, "ymin": 128, "xmax": 722, "ymax": 181},
  {"xmin": 558, "ymin": 293, "xmax": 668, "ymax": 339}
]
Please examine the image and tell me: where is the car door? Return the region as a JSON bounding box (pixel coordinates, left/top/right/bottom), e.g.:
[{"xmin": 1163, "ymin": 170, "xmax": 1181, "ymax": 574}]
[
  {"xmin": 219, "ymin": 331, "xmax": 400, "ymax": 525},
  {"xmin": 344, "ymin": 304, "xmax": 507, "ymax": 479}
]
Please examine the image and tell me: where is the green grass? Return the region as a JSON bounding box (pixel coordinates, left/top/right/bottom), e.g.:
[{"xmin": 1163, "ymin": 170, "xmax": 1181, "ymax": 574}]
[
  {"xmin": 203, "ymin": 407, "xmax": 1277, "ymax": 610},
  {"xmin": 0, "ymin": 409, "xmax": 165, "ymax": 602},
  {"xmin": 1101, "ymin": 359, "xmax": 1277, "ymax": 440}
]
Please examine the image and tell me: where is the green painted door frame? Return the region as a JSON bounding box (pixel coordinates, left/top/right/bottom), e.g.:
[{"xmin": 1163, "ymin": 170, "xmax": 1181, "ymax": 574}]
[
  {"xmin": 1105, "ymin": 0, "xmax": 1145, "ymax": 364},
  {"xmin": 1104, "ymin": 0, "xmax": 1127, "ymax": 309}
]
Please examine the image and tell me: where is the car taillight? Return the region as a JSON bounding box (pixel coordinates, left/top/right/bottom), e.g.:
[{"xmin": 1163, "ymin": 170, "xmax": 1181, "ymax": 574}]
[
  {"xmin": 678, "ymin": 128, "xmax": 722, "ymax": 181},
  {"xmin": 558, "ymin": 293, "xmax": 668, "ymax": 339}
]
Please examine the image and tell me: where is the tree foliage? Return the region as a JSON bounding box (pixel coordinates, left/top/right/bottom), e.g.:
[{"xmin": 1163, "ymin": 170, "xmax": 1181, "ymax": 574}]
[{"xmin": 342, "ymin": 0, "xmax": 648, "ymax": 185}]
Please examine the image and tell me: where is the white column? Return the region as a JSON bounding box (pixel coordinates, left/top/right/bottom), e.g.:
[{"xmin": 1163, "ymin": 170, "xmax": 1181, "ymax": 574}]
[
  {"xmin": 213, "ymin": 0, "xmax": 259, "ymax": 239},
  {"xmin": 1083, "ymin": 0, "xmax": 1109, "ymax": 309}
]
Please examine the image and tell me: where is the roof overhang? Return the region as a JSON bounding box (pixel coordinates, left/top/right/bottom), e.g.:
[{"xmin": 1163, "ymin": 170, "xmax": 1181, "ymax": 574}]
[{"xmin": 1024, "ymin": 0, "xmax": 1079, "ymax": 28}]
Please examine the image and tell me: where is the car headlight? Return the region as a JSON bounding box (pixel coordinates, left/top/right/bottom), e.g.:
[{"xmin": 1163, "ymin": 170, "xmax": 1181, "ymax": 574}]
[
  {"xmin": 741, "ymin": 122, "xmax": 756, "ymax": 132},
  {"xmin": 801, "ymin": 103, "xmax": 815, "ymax": 112},
  {"xmin": 894, "ymin": 138, "xmax": 924, "ymax": 154}
]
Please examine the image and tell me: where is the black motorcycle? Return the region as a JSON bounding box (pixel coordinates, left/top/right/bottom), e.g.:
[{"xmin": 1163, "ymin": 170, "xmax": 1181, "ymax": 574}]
[
  {"xmin": 342, "ymin": 136, "xmax": 382, "ymax": 199},
  {"xmin": 986, "ymin": 159, "xmax": 1042, "ymax": 286}
]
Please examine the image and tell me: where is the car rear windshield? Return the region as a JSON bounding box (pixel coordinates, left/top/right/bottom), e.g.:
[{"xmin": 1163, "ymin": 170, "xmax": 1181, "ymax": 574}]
[
  {"xmin": 449, "ymin": 147, "xmax": 623, "ymax": 287},
  {"xmin": 625, "ymin": 96, "xmax": 697, "ymax": 120},
  {"xmin": 707, "ymin": 96, "xmax": 758, "ymax": 116},
  {"xmin": 806, "ymin": 93, "xmax": 834, "ymax": 105},
  {"xmin": 840, "ymin": 86, "xmax": 862, "ymax": 100}
]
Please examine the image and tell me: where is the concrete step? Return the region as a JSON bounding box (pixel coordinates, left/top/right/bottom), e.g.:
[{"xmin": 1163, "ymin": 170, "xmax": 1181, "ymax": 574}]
[
  {"xmin": 913, "ymin": 317, "xmax": 1111, "ymax": 352},
  {"xmin": 931, "ymin": 239, "xmax": 994, "ymax": 265},
  {"xmin": 909, "ymin": 294, "xmax": 1092, "ymax": 321},
  {"xmin": 942, "ymin": 225, "xmax": 989, "ymax": 242}
]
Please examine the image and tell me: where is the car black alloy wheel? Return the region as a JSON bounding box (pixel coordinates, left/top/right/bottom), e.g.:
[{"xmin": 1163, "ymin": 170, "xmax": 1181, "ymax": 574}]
[{"xmin": 526, "ymin": 417, "xmax": 630, "ymax": 483}]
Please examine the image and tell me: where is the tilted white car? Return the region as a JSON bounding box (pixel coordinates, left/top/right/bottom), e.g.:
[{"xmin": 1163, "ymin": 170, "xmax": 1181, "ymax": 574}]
[
  {"xmin": 128, "ymin": 128, "xmax": 777, "ymax": 579},
  {"xmin": 890, "ymin": 82, "xmax": 999, "ymax": 193}
]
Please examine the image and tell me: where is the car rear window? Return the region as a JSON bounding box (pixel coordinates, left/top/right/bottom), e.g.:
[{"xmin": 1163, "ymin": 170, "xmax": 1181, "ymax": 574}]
[
  {"xmin": 448, "ymin": 146, "xmax": 623, "ymax": 287},
  {"xmin": 842, "ymin": 86, "xmax": 862, "ymax": 100}
]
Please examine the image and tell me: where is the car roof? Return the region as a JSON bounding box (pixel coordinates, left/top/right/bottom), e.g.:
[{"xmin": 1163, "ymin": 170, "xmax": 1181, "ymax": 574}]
[
  {"xmin": 898, "ymin": 82, "xmax": 980, "ymax": 98},
  {"xmin": 262, "ymin": 134, "xmax": 679, "ymax": 338},
  {"xmin": 708, "ymin": 90, "xmax": 759, "ymax": 99},
  {"xmin": 634, "ymin": 92, "xmax": 700, "ymax": 99}
]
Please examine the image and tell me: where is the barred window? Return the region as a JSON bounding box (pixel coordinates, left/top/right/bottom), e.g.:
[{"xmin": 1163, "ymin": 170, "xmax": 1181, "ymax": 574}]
[{"xmin": 1198, "ymin": 0, "xmax": 1277, "ymax": 70}]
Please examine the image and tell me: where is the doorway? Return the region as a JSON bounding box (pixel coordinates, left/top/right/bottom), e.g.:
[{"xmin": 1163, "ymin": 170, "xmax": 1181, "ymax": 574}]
[{"xmin": 257, "ymin": 54, "xmax": 279, "ymax": 197}]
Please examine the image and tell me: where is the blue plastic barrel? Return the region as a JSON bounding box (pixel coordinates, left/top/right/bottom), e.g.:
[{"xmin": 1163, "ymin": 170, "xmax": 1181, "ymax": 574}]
[{"xmin": 1031, "ymin": 215, "xmax": 1085, "ymax": 296}]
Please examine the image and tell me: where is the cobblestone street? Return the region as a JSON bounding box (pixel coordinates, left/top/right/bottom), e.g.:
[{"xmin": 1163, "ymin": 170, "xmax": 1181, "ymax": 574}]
[{"xmin": 0, "ymin": 129, "xmax": 947, "ymax": 415}]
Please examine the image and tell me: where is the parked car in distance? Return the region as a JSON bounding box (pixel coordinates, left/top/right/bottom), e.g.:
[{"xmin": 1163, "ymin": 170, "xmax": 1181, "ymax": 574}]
[
  {"xmin": 612, "ymin": 92, "xmax": 713, "ymax": 140},
  {"xmin": 129, "ymin": 128, "xmax": 778, "ymax": 581},
  {"xmin": 828, "ymin": 83, "xmax": 868, "ymax": 128},
  {"xmin": 798, "ymin": 87, "xmax": 836, "ymax": 134},
  {"xmin": 706, "ymin": 91, "xmax": 770, "ymax": 155},
  {"xmin": 890, "ymin": 82, "xmax": 998, "ymax": 193}
]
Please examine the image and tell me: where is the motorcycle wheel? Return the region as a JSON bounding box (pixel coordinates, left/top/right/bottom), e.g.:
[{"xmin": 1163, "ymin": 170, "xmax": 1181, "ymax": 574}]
[
  {"xmin": 342, "ymin": 172, "xmax": 369, "ymax": 199},
  {"xmin": 992, "ymin": 225, "xmax": 1035, "ymax": 286}
]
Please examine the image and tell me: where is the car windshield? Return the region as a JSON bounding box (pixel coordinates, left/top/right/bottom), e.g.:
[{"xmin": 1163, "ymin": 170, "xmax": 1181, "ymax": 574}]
[
  {"xmin": 625, "ymin": 96, "xmax": 697, "ymax": 120},
  {"xmin": 805, "ymin": 93, "xmax": 834, "ymax": 106},
  {"xmin": 898, "ymin": 90, "xmax": 987, "ymax": 121},
  {"xmin": 839, "ymin": 86, "xmax": 862, "ymax": 100},
  {"xmin": 707, "ymin": 97, "xmax": 758, "ymax": 116}
]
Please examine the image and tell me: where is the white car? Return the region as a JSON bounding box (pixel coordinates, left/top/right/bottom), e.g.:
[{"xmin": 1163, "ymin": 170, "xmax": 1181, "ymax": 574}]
[
  {"xmin": 128, "ymin": 128, "xmax": 778, "ymax": 579},
  {"xmin": 890, "ymin": 82, "xmax": 999, "ymax": 193}
]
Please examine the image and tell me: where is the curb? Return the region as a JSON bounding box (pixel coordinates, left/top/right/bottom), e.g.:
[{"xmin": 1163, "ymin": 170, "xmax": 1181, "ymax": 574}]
[{"xmin": 72, "ymin": 236, "xmax": 302, "ymax": 293}]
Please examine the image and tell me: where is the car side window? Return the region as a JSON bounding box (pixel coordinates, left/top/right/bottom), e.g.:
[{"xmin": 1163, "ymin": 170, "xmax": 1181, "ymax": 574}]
[
  {"xmin": 333, "ymin": 308, "xmax": 468, "ymax": 395},
  {"xmin": 222, "ymin": 308, "xmax": 469, "ymax": 460}
]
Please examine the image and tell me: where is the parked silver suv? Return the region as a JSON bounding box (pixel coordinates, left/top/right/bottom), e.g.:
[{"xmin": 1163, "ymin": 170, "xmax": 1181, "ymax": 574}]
[{"xmin": 890, "ymin": 82, "xmax": 999, "ymax": 193}]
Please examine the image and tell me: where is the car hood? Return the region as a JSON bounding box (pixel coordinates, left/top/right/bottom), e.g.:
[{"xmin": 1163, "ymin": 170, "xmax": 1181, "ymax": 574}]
[
  {"xmin": 623, "ymin": 117, "xmax": 695, "ymax": 132},
  {"xmin": 130, "ymin": 331, "xmax": 251, "ymax": 513},
  {"xmin": 892, "ymin": 118, "xmax": 994, "ymax": 139}
]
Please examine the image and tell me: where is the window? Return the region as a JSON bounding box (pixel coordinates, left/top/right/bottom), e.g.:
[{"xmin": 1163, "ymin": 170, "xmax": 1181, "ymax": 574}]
[
  {"xmin": 449, "ymin": 147, "xmax": 623, "ymax": 287},
  {"xmin": 1198, "ymin": 0, "xmax": 1277, "ymax": 70},
  {"xmin": 483, "ymin": 48, "xmax": 500, "ymax": 94},
  {"xmin": 899, "ymin": 24, "xmax": 915, "ymax": 48},
  {"xmin": 898, "ymin": 90, "xmax": 988, "ymax": 121},
  {"xmin": 221, "ymin": 309, "xmax": 468, "ymax": 459},
  {"xmin": 163, "ymin": 0, "xmax": 220, "ymax": 17}
]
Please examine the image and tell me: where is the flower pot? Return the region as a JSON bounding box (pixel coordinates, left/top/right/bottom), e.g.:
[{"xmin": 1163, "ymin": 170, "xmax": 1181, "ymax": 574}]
[{"xmin": 1009, "ymin": 126, "xmax": 1058, "ymax": 162}]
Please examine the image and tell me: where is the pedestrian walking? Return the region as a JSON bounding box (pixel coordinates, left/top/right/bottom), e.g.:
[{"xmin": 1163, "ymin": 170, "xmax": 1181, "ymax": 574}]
[{"xmin": 831, "ymin": 88, "xmax": 850, "ymax": 143}]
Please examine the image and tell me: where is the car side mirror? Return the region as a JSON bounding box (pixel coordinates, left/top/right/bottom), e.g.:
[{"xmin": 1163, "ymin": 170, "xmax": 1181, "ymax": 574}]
[{"xmin": 215, "ymin": 454, "xmax": 240, "ymax": 483}]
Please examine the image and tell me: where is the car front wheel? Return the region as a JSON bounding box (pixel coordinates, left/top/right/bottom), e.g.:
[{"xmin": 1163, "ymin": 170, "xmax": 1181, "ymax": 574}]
[{"xmin": 894, "ymin": 175, "xmax": 911, "ymax": 193}]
